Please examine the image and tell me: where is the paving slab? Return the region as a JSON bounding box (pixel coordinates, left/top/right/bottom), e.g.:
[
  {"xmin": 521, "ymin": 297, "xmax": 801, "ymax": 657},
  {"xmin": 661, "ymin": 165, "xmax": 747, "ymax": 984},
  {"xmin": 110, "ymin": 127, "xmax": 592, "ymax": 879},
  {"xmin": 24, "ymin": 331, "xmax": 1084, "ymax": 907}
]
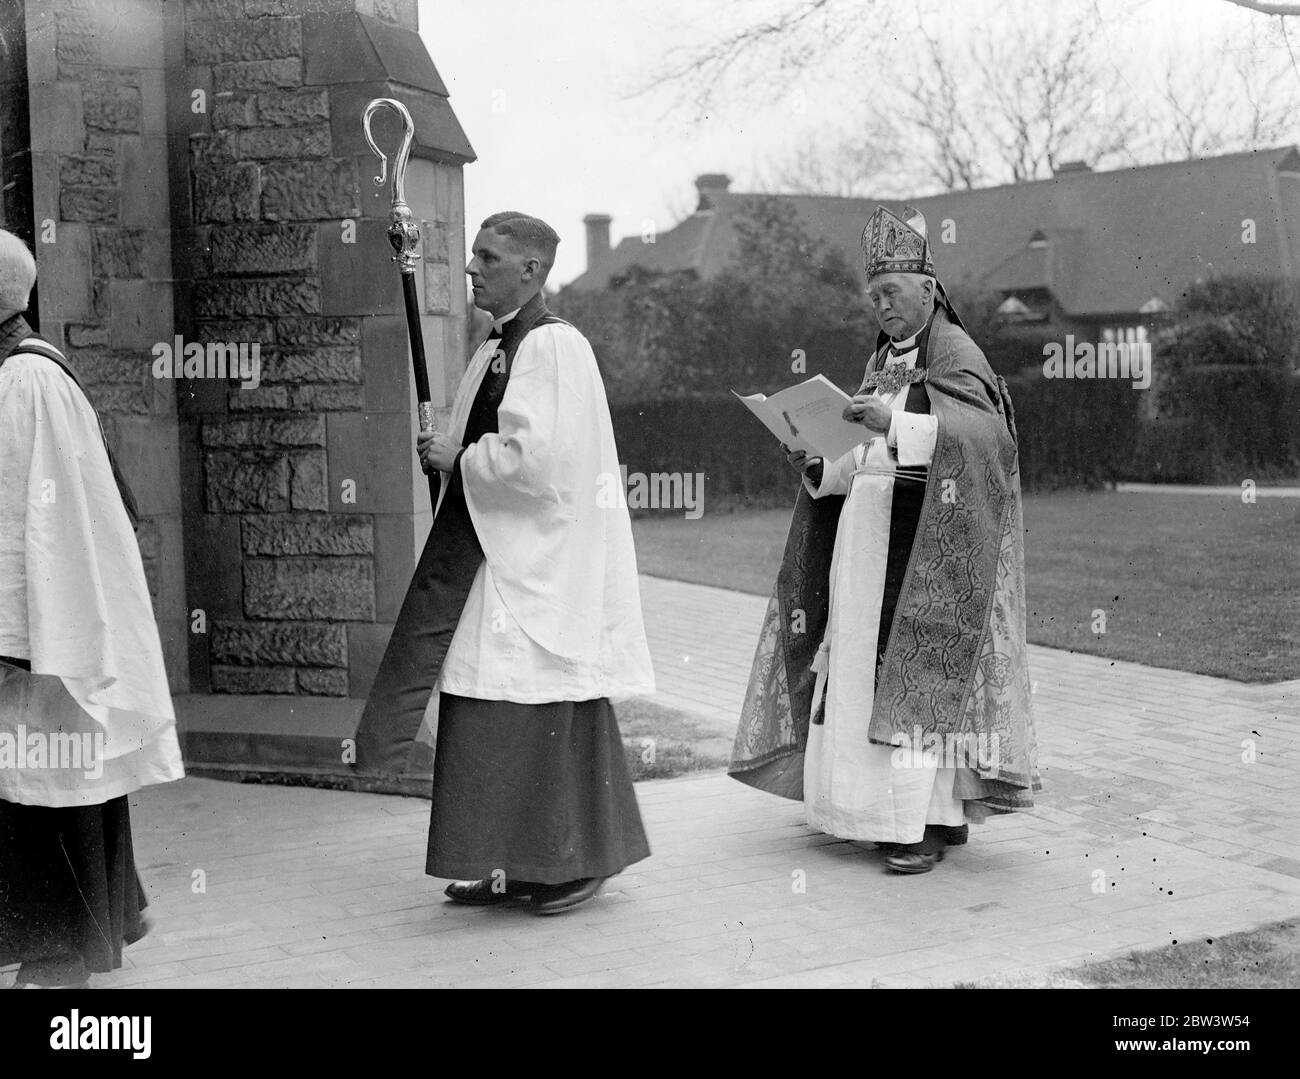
[{"xmin": 4, "ymin": 573, "xmax": 1297, "ymax": 988}]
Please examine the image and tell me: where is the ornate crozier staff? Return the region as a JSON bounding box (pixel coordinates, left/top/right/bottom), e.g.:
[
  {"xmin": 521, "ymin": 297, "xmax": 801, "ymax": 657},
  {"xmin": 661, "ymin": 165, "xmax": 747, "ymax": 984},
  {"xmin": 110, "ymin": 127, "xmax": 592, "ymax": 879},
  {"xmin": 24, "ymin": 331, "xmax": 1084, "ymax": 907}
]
[{"xmin": 362, "ymin": 97, "xmax": 437, "ymax": 504}]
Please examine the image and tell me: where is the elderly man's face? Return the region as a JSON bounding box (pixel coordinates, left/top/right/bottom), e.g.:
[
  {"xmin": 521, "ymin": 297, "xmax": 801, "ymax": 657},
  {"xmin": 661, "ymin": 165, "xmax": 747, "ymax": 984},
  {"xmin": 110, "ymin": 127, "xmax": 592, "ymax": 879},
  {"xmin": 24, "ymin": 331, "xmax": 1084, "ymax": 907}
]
[{"xmin": 866, "ymin": 272, "xmax": 934, "ymax": 340}]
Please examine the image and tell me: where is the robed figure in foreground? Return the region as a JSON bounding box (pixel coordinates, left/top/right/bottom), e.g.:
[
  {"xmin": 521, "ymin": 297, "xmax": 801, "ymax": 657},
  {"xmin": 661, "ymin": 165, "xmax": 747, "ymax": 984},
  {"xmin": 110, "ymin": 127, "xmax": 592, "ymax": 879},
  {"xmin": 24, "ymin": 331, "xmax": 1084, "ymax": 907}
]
[
  {"xmin": 355, "ymin": 212, "xmax": 654, "ymax": 914},
  {"xmin": 730, "ymin": 207, "xmax": 1039, "ymax": 874},
  {"xmin": 0, "ymin": 229, "xmax": 184, "ymax": 987}
]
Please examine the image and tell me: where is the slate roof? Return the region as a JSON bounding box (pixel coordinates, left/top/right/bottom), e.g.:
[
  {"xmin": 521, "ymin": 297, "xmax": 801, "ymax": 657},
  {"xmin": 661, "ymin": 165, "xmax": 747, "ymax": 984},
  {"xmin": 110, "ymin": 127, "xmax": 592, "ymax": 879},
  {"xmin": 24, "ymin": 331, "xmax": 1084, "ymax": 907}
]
[{"xmin": 568, "ymin": 147, "xmax": 1300, "ymax": 318}]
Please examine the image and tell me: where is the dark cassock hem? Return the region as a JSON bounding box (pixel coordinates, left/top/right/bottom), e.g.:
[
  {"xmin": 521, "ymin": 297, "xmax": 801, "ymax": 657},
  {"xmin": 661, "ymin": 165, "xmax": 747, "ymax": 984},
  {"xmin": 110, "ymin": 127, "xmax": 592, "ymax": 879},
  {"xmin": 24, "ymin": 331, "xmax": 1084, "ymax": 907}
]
[
  {"xmin": 427, "ymin": 694, "xmax": 651, "ymax": 885},
  {"xmin": 0, "ymin": 794, "xmax": 148, "ymax": 983}
]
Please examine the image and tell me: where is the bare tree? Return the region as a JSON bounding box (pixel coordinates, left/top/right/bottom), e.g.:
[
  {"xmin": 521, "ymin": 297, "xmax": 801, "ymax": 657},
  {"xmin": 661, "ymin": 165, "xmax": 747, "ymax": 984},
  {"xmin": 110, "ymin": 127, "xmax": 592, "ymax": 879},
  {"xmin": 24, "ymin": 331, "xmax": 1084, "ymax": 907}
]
[
  {"xmin": 899, "ymin": 28, "xmax": 990, "ymax": 190},
  {"xmin": 641, "ymin": 0, "xmax": 1300, "ymax": 197},
  {"xmin": 1149, "ymin": 22, "xmax": 1299, "ymax": 158},
  {"xmin": 1229, "ymin": 23, "xmax": 1300, "ymax": 146},
  {"xmin": 749, "ymin": 125, "xmax": 897, "ymax": 198},
  {"xmin": 897, "ymin": 6, "xmax": 1146, "ymax": 188},
  {"xmin": 1222, "ymin": 1, "xmax": 1300, "ymax": 14},
  {"xmin": 1157, "ymin": 57, "xmax": 1220, "ymax": 159},
  {"xmin": 639, "ymin": 0, "xmax": 897, "ymax": 119}
]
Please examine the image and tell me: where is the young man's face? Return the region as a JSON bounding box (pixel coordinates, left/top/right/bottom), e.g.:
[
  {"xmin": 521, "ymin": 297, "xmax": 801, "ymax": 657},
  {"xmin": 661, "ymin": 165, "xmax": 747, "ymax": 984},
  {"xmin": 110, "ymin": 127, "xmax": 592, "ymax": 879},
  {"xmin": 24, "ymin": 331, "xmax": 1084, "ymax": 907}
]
[
  {"xmin": 466, "ymin": 228, "xmax": 536, "ymax": 317},
  {"xmin": 866, "ymin": 272, "xmax": 934, "ymax": 340}
]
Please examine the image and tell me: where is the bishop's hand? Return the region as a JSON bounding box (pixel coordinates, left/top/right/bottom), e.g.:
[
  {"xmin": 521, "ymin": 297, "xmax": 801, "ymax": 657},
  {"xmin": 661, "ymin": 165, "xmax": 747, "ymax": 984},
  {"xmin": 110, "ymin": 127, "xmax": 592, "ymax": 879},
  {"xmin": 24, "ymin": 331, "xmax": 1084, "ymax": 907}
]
[
  {"xmin": 418, "ymin": 430, "xmax": 460, "ymax": 474},
  {"xmin": 782, "ymin": 445, "xmax": 823, "ymax": 485},
  {"xmin": 843, "ymin": 394, "xmax": 893, "ymax": 434}
]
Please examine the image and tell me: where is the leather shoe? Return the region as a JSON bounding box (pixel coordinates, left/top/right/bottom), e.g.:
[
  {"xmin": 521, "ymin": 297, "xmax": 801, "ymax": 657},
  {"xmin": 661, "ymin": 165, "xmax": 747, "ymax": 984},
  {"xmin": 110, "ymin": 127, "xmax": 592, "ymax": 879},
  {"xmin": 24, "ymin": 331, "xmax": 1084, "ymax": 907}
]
[
  {"xmin": 884, "ymin": 847, "xmax": 945, "ymax": 874},
  {"xmin": 532, "ymin": 877, "xmax": 606, "ymax": 915},
  {"xmin": 443, "ymin": 878, "xmax": 536, "ymax": 905}
]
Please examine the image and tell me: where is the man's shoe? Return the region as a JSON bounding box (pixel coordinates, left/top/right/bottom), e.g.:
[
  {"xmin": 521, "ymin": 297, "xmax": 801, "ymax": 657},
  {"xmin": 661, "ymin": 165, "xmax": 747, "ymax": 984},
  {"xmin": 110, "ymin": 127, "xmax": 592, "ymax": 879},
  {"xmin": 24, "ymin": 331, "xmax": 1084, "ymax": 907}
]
[
  {"xmin": 443, "ymin": 878, "xmax": 535, "ymax": 905},
  {"xmin": 884, "ymin": 847, "xmax": 945, "ymax": 874},
  {"xmin": 532, "ymin": 877, "xmax": 606, "ymax": 915}
]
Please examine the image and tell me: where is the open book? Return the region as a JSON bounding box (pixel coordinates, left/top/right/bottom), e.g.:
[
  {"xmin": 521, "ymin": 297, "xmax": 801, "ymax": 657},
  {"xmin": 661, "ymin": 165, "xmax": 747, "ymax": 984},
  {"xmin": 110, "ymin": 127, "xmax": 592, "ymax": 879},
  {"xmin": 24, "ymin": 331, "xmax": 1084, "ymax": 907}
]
[{"xmin": 733, "ymin": 374, "xmax": 868, "ymax": 462}]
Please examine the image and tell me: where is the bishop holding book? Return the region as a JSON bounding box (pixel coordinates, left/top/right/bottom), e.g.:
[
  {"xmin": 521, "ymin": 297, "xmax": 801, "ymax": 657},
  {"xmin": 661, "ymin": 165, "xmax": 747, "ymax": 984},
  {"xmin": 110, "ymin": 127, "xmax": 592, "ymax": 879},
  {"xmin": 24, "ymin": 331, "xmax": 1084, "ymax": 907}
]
[{"xmin": 731, "ymin": 207, "xmax": 1040, "ymax": 874}]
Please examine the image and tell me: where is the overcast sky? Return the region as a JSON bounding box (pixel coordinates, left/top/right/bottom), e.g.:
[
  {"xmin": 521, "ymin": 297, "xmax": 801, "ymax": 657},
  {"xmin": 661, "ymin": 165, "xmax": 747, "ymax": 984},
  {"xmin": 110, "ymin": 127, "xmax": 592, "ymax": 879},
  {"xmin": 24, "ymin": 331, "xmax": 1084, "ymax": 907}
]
[{"xmin": 423, "ymin": 0, "xmax": 1290, "ymax": 287}]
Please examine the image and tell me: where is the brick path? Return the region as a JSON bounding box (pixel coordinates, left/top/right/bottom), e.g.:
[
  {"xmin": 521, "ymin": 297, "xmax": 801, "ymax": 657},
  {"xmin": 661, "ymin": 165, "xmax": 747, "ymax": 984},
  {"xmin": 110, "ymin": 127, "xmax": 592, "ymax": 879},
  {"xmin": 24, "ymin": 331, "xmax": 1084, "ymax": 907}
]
[{"xmin": 5, "ymin": 575, "xmax": 1298, "ymax": 988}]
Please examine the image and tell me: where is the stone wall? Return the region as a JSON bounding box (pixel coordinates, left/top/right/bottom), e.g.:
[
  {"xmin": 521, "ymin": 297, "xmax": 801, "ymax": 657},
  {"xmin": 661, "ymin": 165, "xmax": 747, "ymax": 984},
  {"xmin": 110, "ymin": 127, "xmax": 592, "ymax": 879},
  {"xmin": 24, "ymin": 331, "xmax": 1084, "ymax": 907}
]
[
  {"xmin": 174, "ymin": 0, "xmax": 473, "ymax": 698},
  {"xmin": 20, "ymin": 0, "xmax": 188, "ymax": 688},
  {"xmin": 7, "ymin": 0, "xmax": 472, "ymax": 712},
  {"xmin": 0, "ymin": 2, "xmax": 35, "ymax": 264}
]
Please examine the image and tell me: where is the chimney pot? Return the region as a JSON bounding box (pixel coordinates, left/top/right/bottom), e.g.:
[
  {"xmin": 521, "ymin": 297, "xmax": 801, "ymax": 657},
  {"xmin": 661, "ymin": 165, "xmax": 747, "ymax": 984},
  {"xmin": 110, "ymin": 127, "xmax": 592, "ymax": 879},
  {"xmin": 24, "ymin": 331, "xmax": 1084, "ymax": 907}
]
[
  {"xmin": 695, "ymin": 173, "xmax": 732, "ymax": 211},
  {"xmin": 583, "ymin": 213, "xmax": 613, "ymax": 274}
]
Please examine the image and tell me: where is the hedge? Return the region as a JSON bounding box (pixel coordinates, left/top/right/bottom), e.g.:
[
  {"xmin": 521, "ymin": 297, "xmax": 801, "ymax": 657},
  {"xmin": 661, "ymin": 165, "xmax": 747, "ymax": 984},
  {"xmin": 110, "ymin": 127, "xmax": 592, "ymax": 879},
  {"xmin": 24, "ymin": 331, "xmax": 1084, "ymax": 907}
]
[
  {"xmin": 608, "ymin": 354, "xmax": 1300, "ymax": 502},
  {"xmin": 1120, "ymin": 366, "xmax": 1300, "ymax": 484},
  {"xmin": 609, "ymin": 372, "xmax": 1153, "ymax": 507}
]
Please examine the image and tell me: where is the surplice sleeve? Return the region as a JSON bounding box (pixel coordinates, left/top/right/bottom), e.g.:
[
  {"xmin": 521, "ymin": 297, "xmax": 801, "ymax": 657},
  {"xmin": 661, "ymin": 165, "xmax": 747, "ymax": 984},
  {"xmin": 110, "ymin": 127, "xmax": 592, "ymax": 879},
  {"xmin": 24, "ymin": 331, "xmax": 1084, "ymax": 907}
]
[
  {"xmin": 457, "ymin": 327, "xmax": 567, "ymax": 506},
  {"xmin": 886, "ymin": 412, "xmax": 939, "ymax": 468}
]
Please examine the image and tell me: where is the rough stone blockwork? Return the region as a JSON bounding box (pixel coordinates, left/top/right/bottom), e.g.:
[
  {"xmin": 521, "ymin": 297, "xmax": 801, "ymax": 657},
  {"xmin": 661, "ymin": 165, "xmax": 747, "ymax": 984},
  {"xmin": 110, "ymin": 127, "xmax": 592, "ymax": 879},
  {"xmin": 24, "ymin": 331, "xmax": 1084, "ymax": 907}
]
[
  {"xmin": 20, "ymin": 0, "xmax": 188, "ymax": 687},
  {"xmin": 172, "ymin": 0, "xmax": 471, "ymax": 697},
  {"xmin": 184, "ymin": 3, "xmax": 387, "ymax": 695}
]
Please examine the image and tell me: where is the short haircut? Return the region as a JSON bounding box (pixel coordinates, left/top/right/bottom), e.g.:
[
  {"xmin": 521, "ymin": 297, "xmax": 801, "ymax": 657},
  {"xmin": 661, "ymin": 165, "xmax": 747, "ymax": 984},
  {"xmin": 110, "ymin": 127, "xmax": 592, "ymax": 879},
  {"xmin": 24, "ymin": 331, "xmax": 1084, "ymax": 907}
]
[
  {"xmin": 0, "ymin": 228, "xmax": 36, "ymax": 316},
  {"xmin": 481, "ymin": 211, "xmax": 560, "ymax": 281}
]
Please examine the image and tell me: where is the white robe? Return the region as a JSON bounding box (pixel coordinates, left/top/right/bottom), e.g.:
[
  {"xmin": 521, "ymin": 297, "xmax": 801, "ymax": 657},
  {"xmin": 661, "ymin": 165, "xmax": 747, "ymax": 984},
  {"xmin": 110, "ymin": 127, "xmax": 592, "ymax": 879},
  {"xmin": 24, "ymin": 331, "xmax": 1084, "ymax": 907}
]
[
  {"xmin": 0, "ymin": 349, "xmax": 184, "ymax": 807},
  {"xmin": 424, "ymin": 312, "xmax": 654, "ymax": 720},
  {"xmin": 801, "ymin": 338, "xmax": 965, "ymax": 843}
]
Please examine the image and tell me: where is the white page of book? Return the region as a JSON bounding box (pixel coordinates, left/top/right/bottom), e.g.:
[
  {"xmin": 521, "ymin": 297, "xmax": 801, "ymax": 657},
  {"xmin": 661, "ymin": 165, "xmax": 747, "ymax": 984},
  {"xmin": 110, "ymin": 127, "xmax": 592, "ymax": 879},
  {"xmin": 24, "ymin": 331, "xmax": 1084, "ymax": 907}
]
[{"xmin": 733, "ymin": 374, "xmax": 869, "ymax": 461}]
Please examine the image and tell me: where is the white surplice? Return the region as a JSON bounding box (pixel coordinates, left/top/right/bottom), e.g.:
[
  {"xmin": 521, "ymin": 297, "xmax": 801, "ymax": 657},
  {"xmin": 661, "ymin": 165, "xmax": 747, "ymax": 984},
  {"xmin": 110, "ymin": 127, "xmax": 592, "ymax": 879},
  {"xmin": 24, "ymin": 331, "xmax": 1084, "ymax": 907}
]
[
  {"xmin": 428, "ymin": 310, "xmax": 654, "ymax": 712},
  {"xmin": 801, "ymin": 330, "xmax": 965, "ymax": 842},
  {"xmin": 0, "ymin": 349, "xmax": 184, "ymax": 807}
]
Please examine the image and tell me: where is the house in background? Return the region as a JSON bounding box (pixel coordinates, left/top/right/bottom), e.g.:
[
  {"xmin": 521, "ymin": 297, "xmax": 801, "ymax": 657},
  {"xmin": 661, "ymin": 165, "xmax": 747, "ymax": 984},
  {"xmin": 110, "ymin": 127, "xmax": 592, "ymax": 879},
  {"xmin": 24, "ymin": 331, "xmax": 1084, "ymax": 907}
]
[{"xmin": 569, "ymin": 147, "xmax": 1300, "ymax": 358}]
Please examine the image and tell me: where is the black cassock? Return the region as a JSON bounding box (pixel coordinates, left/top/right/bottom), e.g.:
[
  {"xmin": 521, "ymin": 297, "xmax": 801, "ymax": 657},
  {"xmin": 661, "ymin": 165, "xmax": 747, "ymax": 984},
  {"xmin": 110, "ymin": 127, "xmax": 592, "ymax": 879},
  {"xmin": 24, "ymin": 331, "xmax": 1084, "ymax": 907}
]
[{"xmin": 354, "ymin": 293, "xmax": 649, "ymax": 884}]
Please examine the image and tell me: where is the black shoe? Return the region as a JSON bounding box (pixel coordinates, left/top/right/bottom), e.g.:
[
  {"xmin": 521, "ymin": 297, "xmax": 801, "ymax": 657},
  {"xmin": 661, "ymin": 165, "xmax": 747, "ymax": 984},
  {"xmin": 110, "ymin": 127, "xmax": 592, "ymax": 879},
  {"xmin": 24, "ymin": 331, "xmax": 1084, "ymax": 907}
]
[
  {"xmin": 885, "ymin": 824, "xmax": 950, "ymax": 875},
  {"xmin": 443, "ymin": 878, "xmax": 537, "ymax": 906},
  {"xmin": 884, "ymin": 847, "xmax": 945, "ymax": 874},
  {"xmin": 532, "ymin": 877, "xmax": 606, "ymax": 915}
]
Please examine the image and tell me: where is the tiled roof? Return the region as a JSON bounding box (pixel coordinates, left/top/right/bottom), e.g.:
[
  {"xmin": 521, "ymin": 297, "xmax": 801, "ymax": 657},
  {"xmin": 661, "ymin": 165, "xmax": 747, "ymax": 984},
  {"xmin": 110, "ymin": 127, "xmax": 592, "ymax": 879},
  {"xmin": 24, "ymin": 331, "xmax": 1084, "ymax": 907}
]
[{"xmin": 567, "ymin": 147, "xmax": 1300, "ymax": 317}]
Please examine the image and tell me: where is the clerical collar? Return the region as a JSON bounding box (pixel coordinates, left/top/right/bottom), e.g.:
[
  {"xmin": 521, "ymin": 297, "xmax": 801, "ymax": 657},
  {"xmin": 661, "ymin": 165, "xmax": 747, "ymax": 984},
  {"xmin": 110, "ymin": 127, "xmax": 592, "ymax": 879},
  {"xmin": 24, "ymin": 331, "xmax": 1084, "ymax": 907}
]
[
  {"xmin": 492, "ymin": 308, "xmax": 521, "ymax": 334},
  {"xmin": 888, "ymin": 326, "xmax": 923, "ymax": 354}
]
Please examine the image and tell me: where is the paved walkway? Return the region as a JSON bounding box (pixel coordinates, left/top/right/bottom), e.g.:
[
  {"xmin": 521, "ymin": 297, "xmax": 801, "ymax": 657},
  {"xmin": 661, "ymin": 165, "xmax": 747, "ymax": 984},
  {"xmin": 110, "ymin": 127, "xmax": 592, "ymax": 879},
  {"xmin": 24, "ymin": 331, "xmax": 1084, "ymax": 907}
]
[
  {"xmin": 1114, "ymin": 482, "xmax": 1300, "ymax": 498},
  {"xmin": 6, "ymin": 576, "xmax": 1298, "ymax": 988}
]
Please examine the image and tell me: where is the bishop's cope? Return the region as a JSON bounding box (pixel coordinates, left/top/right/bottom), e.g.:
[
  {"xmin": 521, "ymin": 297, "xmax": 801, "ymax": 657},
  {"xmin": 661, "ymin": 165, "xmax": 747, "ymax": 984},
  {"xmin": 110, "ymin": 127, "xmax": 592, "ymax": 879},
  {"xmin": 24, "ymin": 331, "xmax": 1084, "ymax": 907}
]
[
  {"xmin": 354, "ymin": 212, "xmax": 655, "ymax": 915},
  {"xmin": 730, "ymin": 206, "xmax": 1041, "ymax": 874}
]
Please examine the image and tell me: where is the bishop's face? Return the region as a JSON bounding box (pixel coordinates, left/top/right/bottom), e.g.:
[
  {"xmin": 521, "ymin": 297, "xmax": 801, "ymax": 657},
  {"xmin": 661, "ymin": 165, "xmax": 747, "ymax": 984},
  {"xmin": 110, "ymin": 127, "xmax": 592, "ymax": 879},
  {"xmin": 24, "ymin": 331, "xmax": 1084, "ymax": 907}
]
[
  {"xmin": 466, "ymin": 228, "xmax": 537, "ymax": 318},
  {"xmin": 867, "ymin": 272, "xmax": 935, "ymax": 341}
]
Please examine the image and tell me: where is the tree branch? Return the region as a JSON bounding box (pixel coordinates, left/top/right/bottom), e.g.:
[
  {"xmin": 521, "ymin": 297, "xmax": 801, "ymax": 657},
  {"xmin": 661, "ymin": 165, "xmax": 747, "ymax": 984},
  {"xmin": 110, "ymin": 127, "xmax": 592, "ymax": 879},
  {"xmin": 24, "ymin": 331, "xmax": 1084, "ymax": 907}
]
[{"xmin": 1221, "ymin": 0, "xmax": 1300, "ymax": 15}]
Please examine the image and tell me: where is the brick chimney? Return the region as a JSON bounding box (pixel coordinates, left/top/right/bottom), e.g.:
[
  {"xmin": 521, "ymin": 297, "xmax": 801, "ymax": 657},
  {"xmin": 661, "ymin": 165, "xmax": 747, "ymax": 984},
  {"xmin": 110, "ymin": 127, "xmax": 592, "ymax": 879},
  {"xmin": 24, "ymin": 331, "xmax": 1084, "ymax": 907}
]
[
  {"xmin": 695, "ymin": 173, "xmax": 731, "ymax": 211},
  {"xmin": 583, "ymin": 213, "xmax": 612, "ymax": 274}
]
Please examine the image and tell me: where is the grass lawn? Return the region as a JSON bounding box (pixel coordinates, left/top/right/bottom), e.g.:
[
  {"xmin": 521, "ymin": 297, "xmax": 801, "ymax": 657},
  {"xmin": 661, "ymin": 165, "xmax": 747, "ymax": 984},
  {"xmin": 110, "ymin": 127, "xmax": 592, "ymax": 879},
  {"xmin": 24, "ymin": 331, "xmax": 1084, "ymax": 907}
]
[
  {"xmin": 631, "ymin": 490, "xmax": 1300, "ymax": 682},
  {"xmin": 1066, "ymin": 919, "xmax": 1300, "ymax": 989},
  {"xmin": 969, "ymin": 918, "xmax": 1300, "ymax": 989},
  {"xmin": 617, "ymin": 696, "xmax": 732, "ymax": 781}
]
